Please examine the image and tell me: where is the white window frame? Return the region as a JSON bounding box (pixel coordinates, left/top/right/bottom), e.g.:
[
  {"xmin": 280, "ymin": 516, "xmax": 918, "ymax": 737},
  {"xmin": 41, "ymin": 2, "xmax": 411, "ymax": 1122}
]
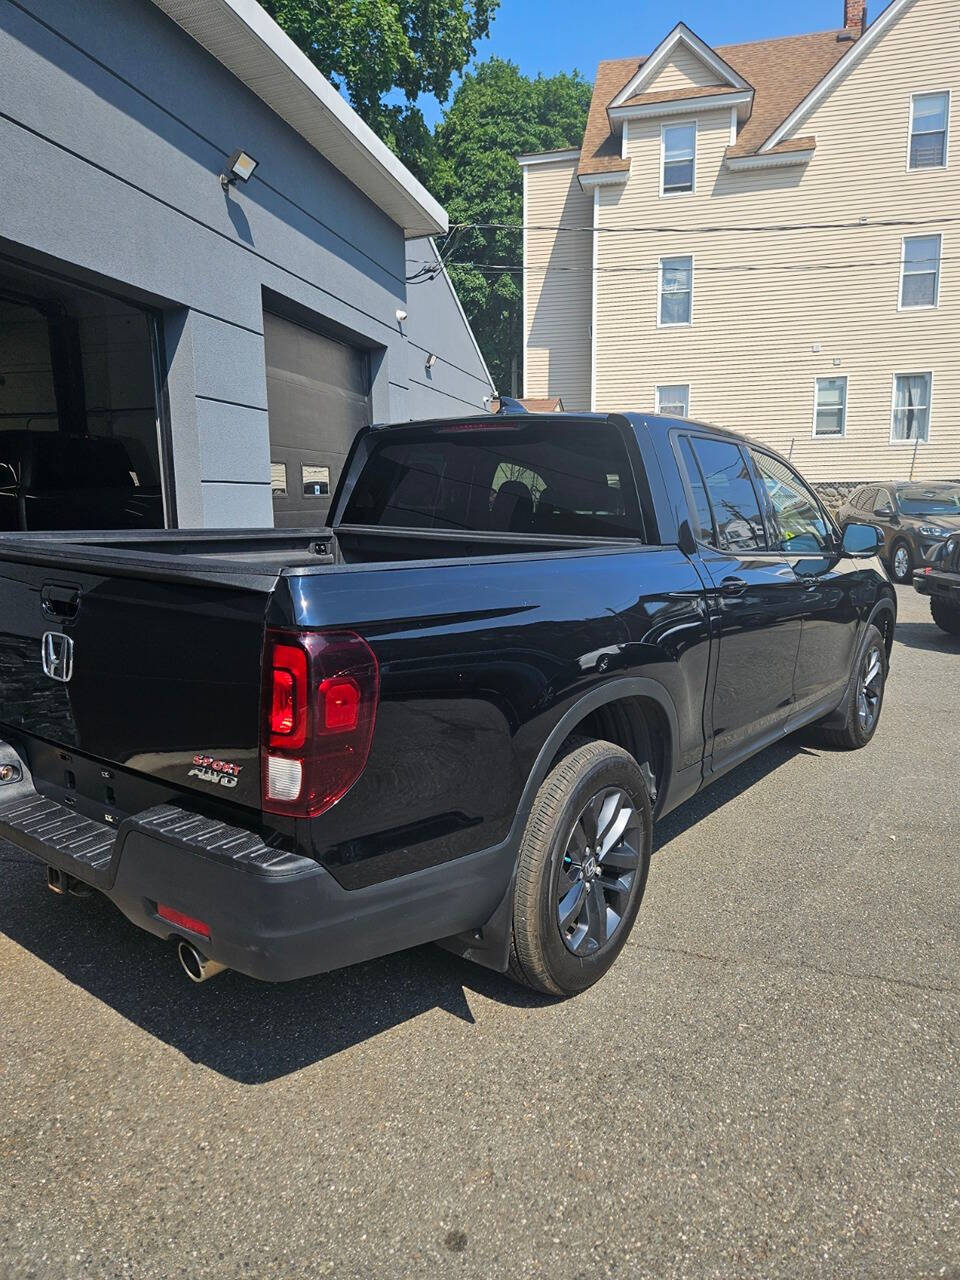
[
  {"xmin": 906, "ymin": 90, "xmax": 951, "ymax": 172},
  {"xmin": 657, "ymin": 254, "xmax": 694, "ymax": 328},
  {"xmin": 898, "ymin": 233, "xmax": 941, "ymax": 310},
  {"xmin": 655, "ymin": 383, "xmax": 691, "ymax": 417},
  {"xmin": 889, "ymin": 371, "xmax": 933, "ymax": 445},
  {"xmin": 811, "ymin": 375, "xmax": 848, "ymax": 440},
  {"xmin": 660, "ymin": 121, "xmax": 697, "ymax": 197}
]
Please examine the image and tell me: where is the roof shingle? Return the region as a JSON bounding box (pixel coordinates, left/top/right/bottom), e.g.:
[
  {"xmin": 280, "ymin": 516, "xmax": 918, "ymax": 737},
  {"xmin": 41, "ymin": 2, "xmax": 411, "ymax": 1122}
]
[{"xmin": 579, "ymin": 28, "xmax": 857, "ymax": 176}]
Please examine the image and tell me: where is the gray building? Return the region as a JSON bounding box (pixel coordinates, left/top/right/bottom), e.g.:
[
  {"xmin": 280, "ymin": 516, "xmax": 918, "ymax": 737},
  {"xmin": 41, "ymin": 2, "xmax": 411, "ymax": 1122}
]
[{"xmin": 0, "ymin": 0, "xmax": 494, "ymax": 530}]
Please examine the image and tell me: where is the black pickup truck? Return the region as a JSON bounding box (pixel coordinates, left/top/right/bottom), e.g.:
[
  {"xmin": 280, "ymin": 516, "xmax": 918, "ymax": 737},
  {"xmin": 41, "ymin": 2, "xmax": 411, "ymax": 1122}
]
[
  {"xmin": 913, "ymin": 533, "xmax": 960, "ymax": 635},
  {"xmin": 0, "ymin": 412, "xmax": 895, "ymax": 996}
]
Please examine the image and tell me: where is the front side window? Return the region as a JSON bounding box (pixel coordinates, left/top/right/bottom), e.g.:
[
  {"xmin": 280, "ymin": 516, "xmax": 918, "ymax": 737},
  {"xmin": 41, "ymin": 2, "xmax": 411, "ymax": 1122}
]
[
  {"xmin": 909, "ymin": 92, "xmax": 949, "ymax": 169},
  {"xmin": 691, "ymin": 436, "xmax": 764, "ymax": 551},
  {"xmin": 662, "ymin": 123, "xmax": 696, "ymax": 194},
  {"xmin": 873, "ymin": 489, "xmax": 894, "ymax": 515},
  {"xmin": 656, "ymin": 384, "xmax": 690, "ymax": 417},
  {"xmin": 891, "ymin": 373, "xmax": 932, "ymax": 442},
  {"xmin": 813, "ymin": 377, "xmax": 847, "ymax": 437},
  {"xmin": 900, "ymin": 234, "xmax": 941, "ymax": 307},
  {"xmin": 659, "ymin": 256, "xmax": 693, "ymax": 326},
  {"xmin": 752, "ymin": 451, "xmax": 829, "ymax": 553}
]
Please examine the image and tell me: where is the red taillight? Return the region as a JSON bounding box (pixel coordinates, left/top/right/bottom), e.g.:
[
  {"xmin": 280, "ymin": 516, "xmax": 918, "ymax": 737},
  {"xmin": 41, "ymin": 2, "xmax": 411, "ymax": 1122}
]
[
  {"xmin": 268, "ymin": 642, "xmax": 307, "ymax": 748},
  {"xmin": 157, "ymin": 904, "xmax": 211, "ymax": 939},
  {"xmin": 320, "ymin": 676, "xmax": 361, "ymax": 731},
  {"xmin": 261, "ymin": 629, "xmax": 379, "ymax": 817}
]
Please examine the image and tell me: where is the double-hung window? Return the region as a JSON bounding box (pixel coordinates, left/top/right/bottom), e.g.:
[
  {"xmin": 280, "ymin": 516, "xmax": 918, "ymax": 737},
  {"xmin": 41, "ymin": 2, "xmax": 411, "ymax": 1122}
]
[
  {"xmin": 656, "ymin": 384, "xmax": 690, "ymax": 417},
  {"xmin": 662, "ymin": 123, "xmax": 696, "ymax": 194},
  {"xmin": 899, "ymin": 234, "xmax": 941, "ymax": 307},
  {"xmin": 891, "ymin": 373, "xmax": 932, "ymax": 442},
  {"xmin": 659, "ymin": 256, "xmax": 693, "ymax": 326},
  {"xmin": 813, "ymin": 377, "xmax": 847, "ymax": 437},
  {"xmin": 909, "ymin": 92, "xmax": 949, "ymax": 169}
]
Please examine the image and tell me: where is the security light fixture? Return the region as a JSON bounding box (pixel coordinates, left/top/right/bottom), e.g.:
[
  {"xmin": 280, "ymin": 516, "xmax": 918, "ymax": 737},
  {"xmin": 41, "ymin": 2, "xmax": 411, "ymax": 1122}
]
[
  {"xmin": 425, "ymin": 353, "xmax": 438, "ymax": 370},
  {"xmin": 395, "ymin": 309, "xmax": 408, "ymax": 325},
  {"xmin": 220, "ymin": 149, "xmax": 258, "ymax": 189}
]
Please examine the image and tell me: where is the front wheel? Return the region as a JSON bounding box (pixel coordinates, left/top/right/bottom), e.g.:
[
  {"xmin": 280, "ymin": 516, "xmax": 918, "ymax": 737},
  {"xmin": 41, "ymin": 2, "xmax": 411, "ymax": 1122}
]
[
  {"xmin": 816, "ymin": 624, "xmax": 888, "ymax": 750},
  {"xmin": 509, "ymin": 739, "xmax": 652, "ymax": 996},
  {"xmin": 890, "ymin": 540, "xmax": 913, "ymax": 584},
  {"xmin": 931, "ymin": 598, "xmax": 960, "ymax": 636}
]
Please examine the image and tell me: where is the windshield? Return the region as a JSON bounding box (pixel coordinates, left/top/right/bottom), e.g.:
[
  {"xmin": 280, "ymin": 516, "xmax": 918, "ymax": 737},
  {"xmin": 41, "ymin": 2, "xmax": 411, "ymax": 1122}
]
[
  {"xmin": 342, "ymin": 419, "xmax": 645, "ymax": 538},
  {"xmin": 897, "ymin": 485, "xmax": 960, "ymax": 516}
]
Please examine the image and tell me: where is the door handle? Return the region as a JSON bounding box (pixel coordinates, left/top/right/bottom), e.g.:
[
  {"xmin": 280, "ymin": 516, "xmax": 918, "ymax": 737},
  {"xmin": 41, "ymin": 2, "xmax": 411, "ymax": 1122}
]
[
  {"xmin": 41, "ymin": 583, "xmax": 81, "ymax": 621},
  {"xmin": 718, "ymin": 576, "xmax": 747, "ymax": 597}
]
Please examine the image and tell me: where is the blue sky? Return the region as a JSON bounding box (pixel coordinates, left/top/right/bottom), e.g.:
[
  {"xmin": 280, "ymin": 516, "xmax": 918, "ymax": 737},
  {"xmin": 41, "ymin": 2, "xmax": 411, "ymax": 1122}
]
[{"xmin": 416, "ymin": 0, "xmax": 849, "ymax": 126}]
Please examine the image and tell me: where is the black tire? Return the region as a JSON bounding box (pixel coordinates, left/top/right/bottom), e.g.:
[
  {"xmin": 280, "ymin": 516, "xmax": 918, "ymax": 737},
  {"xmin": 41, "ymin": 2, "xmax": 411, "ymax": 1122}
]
[
  {"xmin": 508, "ymin": 738, "xmax": 652, "ymax": 996},
  {"xmin": 889, "ymin": 539, "xmax": 913, "ymax": 584},
  {"xmin": 816, "ymin": 624, "xmax": 888, "ymax": 750},
  {"xmin": 931, "ymin": 598, "xmax": 960, "ymax": 636}
]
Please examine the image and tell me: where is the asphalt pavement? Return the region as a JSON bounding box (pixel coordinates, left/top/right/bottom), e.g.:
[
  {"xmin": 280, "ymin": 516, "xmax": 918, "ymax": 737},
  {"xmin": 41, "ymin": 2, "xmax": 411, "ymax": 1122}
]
[{"xmin": 1, "ymin": 584, "xmax": 958, "ymax": 1280}]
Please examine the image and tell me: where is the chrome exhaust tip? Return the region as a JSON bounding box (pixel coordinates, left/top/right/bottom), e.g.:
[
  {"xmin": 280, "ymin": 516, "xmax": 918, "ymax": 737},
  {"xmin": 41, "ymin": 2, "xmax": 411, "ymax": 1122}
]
[{"xmin": 177, "ymin": 939, "xmax": 227, "ymax": 983}]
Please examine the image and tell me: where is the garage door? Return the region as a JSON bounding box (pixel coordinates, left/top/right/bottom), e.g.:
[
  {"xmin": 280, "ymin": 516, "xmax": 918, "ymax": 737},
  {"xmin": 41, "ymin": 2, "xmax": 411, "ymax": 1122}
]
[{"xmin": 264, "ymin": 312, "xmax": 371, "ymax": 527}]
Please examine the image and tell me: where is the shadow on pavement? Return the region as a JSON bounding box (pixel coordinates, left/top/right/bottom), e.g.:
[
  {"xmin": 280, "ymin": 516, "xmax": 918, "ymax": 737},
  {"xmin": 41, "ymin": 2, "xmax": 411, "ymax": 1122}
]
[
  {"xmin": 0, "ymin": 733, "xmax": 814, "ymax": 1084},
  {"xmin": 892, "ymin": 620, "xmax": 960, "ymax": 655},
  {"xmin": 0, "ymin": 847, "xmax": 549, "ymax": 1084}
]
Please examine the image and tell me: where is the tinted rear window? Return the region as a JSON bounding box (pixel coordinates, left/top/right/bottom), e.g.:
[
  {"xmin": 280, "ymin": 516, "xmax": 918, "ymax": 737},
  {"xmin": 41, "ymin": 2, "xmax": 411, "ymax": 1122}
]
[
  {"xmin": 690, "ymin": 436, "xmax": 765, "ymax": 552},
  {"xmin": 342, "ymin": 420, "xmax": 644, "ymax": 538}
]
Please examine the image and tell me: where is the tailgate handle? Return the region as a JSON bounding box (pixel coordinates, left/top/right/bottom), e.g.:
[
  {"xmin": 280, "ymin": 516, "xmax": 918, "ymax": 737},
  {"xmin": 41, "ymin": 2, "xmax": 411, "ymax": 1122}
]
[{"xmin": 41, "ymin": 583, "xmax": 81, "ymax": 621}]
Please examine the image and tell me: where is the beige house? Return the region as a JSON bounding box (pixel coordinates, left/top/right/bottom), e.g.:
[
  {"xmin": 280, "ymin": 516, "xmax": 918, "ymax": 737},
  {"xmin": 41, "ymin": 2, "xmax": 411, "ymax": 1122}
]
[{"xmin": 519, "ymin": 0, "xmax": 958, "ymax": 489}]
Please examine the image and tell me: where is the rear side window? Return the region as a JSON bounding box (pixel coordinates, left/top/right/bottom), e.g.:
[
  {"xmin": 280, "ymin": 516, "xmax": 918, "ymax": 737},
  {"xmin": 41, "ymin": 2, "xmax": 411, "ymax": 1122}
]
[
  {"xmin": 342, "ymin": 420, "xmax": 644, "ymax": 538},
  {"xmin": 690, "ymin": 437, "xmax": 765, "ymax": 551},
  {"xmin": 677, "ymin": 435, "xmax": 715, "ymax": 544}
]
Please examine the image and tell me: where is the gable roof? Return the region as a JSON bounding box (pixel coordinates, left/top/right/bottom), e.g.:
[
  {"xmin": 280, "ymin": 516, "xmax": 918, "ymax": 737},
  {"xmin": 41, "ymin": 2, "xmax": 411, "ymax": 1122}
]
[
  {"xmin": 579, "ymin": 28, "xmax": 858, "ymax": 177},
  {"xmin": 608, "ymin": 22, "xmax": 750, "ymax": 106}
]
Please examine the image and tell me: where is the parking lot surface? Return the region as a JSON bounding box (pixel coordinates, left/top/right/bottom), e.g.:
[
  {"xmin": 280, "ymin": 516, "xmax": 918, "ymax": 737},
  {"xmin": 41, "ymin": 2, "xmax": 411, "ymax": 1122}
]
[{"xmin": 1, "ymin": 584, "xmax": 958, "ymax": 1280}]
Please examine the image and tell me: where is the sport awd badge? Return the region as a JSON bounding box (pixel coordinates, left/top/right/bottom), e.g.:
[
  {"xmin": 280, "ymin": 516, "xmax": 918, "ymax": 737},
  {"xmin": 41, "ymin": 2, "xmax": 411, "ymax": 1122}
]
[{"xmin": 188, "ymin": 755, "xmax": 242, "ymax": 789}]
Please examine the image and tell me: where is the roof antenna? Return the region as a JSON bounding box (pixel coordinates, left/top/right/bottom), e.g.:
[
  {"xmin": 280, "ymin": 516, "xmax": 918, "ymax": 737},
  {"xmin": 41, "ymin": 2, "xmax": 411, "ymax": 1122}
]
[{"xmin": 496, "ymin": 396, "xmax": 529, "ymax": 415}]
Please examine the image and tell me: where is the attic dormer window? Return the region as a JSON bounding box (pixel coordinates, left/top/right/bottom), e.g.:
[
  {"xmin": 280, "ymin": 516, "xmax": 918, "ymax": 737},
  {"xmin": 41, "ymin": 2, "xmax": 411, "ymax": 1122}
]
[{"xmin": 662, "ymin": 123, "xmax": 696, "ymax": 194}]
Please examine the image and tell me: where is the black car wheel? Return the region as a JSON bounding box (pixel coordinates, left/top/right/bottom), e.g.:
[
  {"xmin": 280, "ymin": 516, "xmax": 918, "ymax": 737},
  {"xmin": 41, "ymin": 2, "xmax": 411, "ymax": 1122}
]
[
  {"xmin": 509, "ymin": 739, "xmax": 652, "ymax": 996},
  {"xmin": 890, "ymin": 540, "xmax": 913, "ymax": 584},
  {"xmin": 816, "ymin": 624, "xmax": 888, "ymax": 750},
  {"xmin": 931, "ymin": 598, "xmax": 960, "ymax": 636}
]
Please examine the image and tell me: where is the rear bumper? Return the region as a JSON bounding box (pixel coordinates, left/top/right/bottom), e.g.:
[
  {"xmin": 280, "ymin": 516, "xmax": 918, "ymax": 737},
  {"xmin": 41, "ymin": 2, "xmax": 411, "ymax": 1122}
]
[
  {"xmin": 0, "ymin": 740, "xmax": 513, "ymax": 981},
  {"xmin": 913, "ymin": 570, "xmax": 960, "ymax": 602}
]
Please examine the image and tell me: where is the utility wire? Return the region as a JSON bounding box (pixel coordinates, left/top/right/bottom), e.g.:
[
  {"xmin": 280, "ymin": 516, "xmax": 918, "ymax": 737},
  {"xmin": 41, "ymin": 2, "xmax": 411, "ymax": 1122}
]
[{"xmin": 442, "ymin": 213, "xmax": 960, "ymax": 236}]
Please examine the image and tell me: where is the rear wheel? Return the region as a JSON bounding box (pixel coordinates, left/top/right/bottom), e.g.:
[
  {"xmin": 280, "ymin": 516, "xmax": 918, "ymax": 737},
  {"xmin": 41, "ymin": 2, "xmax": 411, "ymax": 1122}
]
[
  {"xmin": 931, "ymin": 598, "xmax": 960, "ymax": 636},
  {"xmin": 890, "ymin": 540, "xmax": 913, "ymax": 584},
  {"xmin": 816, "ymin": 624, "xmax": 887, "ymax": 750},
  {"xmin": 509, "ymin": 739, "xmax": 652, "ymax": 996}
]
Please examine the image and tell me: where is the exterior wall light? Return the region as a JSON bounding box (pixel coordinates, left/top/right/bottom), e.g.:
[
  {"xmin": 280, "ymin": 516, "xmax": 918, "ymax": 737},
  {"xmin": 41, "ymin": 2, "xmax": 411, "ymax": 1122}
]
[
  {"xmin": 220, "ymin": 149, "xmax": 258, "ymax": 189},
  {"xmin": 425, "ymin": 353, "xmax": 438, "ymax": 370}
]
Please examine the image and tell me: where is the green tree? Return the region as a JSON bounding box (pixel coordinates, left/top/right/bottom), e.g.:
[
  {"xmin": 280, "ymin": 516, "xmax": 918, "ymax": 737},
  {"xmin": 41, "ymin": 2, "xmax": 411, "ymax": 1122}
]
[
  {"xmin": 424, "ymin": 60, "xmax": 591, "ymax": 394},
  {"xmin": 259, "ymin": 0, "xmax": 497, "ymax": 180}
]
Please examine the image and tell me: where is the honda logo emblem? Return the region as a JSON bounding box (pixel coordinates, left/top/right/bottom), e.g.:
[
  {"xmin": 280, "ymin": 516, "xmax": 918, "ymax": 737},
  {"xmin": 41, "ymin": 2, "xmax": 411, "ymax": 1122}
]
[{"xmin": 42, "ymin": 631, "xmax": 74, "ymax": 683}]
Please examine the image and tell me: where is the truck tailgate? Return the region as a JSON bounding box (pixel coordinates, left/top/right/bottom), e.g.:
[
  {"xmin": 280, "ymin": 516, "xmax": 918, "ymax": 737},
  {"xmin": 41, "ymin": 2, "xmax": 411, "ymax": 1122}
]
[{"xmin": 0, "ymin": 560, "xmax": 267, "ymax": 811}]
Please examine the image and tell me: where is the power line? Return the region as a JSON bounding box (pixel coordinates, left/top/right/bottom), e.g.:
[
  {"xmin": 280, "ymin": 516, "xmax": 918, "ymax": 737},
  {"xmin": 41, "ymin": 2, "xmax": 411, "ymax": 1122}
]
[
  {"xmin": 408, "ymin": 253, "xmax": 953, "ymax": 280},
  {"xmin": 442, "ymin": 213, "xmax": 960, "ymax": 236}
]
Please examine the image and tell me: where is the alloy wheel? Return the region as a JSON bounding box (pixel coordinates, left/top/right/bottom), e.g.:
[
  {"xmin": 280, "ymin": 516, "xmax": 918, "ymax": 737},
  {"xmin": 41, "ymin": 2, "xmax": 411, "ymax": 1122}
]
[
  {"xmin": 556, "ymin": 788, "xmax": 641, "ymax": 955},
  {"xmin": 857, "ymin": 643, "xmax": 884, "ymax": 732},
  {"xmin": 893, "ymin": 545, "xmax": 910, "ymax": 580}
]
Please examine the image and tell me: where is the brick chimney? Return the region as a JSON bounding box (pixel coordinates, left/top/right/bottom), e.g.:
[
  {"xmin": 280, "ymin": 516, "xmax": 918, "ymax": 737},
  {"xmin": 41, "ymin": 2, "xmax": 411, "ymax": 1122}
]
[{"xmin": 844, "ymin": 0, "xmax": 867, "ymax": 34}]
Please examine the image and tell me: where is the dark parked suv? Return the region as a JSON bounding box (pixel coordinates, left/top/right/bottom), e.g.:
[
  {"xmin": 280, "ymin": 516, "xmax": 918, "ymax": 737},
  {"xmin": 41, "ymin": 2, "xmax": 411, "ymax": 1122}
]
[{"xmin": 838, "ymin": 482, "xmax": 960, "ymax": 583}]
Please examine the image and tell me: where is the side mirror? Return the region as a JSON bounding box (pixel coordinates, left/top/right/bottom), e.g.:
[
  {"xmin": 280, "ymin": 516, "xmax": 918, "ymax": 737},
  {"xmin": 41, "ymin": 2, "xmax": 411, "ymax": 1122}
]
[
  {"xmin": 876, "ymin": 505, "xmax": 894, "ymax": 518},
  {"xmin": 842, "ymin": 522, "xmax": 882, "ymax": 557}
]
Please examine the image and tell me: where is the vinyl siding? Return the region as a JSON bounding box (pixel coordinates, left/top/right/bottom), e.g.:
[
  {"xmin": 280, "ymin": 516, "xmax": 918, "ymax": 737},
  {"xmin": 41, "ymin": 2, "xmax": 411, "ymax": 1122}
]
[
  {"xmin": 523, "ymin": 157, "xmax": 593, "ymax": 410},
  {"xmin": 644, "ymin": 45, "xmax": 726, "ymax": 92},
  {"xmin": 583, "ymin": 0, "xmax": 959, "ymax": 483}
]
